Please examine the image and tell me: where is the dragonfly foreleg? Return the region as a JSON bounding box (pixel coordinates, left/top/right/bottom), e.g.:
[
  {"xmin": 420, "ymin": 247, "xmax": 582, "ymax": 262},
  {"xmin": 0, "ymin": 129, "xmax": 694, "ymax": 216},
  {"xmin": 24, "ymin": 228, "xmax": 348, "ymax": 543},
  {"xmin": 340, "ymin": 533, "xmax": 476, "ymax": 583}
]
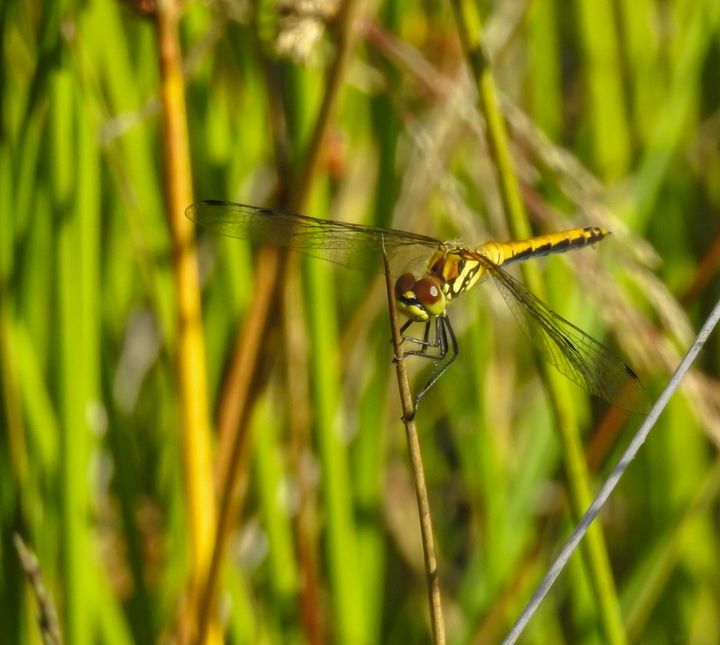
[
  {"xmin": 392, "ymin": 315, "xmax": 459, "ymax": 405},
  {"xmin": 398, "ymin": 319, "xmax": 446, "ymax": 360},
  {"xmin": 414, "ymin": 314, "xmax": 459, "ymax": 405}
]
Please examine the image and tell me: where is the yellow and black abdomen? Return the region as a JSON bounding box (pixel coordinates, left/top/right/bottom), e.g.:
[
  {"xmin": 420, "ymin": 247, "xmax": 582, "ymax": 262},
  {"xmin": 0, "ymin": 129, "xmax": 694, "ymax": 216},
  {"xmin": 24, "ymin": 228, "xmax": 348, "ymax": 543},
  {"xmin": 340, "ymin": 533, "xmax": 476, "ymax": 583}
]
[
  {"xmin": 428, "ymin": 226, "xmax": 609, "ymax": 303},
  {"xmin": 480, "ymin": 226, "xmax": 609, "ymax": 268}
]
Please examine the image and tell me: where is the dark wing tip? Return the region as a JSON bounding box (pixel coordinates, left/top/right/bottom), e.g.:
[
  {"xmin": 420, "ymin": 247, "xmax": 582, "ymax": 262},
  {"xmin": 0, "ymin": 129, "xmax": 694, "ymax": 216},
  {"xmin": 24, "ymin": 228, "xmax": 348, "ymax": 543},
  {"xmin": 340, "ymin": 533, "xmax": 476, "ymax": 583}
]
[
  {"xmin": 199, "ymin": 199, "xmax": 230, "ymax": 206},
  {"xmin": 614, "ymin": 365, "xmax": 651, "ymax": 414},
  {"xmin": 625, "ymin": 362, "xmax": 641, "ymax": 383},
  {"xmin": 191, "ymin": 200, "xmax": 281, "ymax": 219},
  {"xmin": 186, "ymin": 199, "xmax": 231, "ymax": 219}
]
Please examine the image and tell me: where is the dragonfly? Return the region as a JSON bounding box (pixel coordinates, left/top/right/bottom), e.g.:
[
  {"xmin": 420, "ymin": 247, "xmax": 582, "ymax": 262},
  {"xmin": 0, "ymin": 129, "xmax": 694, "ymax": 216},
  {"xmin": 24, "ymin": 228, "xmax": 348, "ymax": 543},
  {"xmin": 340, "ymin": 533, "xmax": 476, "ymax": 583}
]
[{"xmin": 187, "ymin": 200, "xmax": 645, "ymax": 411}]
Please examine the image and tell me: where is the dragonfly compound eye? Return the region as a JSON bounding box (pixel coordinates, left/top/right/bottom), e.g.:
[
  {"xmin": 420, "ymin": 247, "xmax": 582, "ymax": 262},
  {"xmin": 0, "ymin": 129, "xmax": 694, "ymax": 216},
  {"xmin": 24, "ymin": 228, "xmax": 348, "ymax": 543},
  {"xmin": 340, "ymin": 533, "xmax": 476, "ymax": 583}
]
[
  {"xmin": 395, "ymin": 273, "xmax": 415, "ymax": 294},
  {"xmin": 395, "ymin": 273, "xmax": 429, "ymax": 321},
  {"xmin": 414, "ymin": 277, "xmax": 446, "ymax": 316},
  {"xmin": 394, "ymin": 273, "xmax": 447, "ymax": 321}
]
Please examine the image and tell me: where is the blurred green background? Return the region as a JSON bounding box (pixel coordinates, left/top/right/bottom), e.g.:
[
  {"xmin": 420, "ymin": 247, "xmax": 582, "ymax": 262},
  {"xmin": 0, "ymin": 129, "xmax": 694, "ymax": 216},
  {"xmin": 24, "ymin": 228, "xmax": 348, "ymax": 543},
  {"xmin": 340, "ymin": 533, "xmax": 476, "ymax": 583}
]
[{"xmin": 3, "ymin": 0, "xmax": 720, "ymax": 643}]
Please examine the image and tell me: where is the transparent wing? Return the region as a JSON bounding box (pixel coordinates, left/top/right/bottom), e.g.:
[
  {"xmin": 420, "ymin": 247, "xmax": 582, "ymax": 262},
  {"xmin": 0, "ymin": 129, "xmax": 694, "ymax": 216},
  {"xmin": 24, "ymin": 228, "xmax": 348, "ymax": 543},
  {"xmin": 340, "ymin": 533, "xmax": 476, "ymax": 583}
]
[
  {"xmin": 476, "ymin": 255, "xmax": 647, "ymax": 412},
  {"xmin": 186, "ymin": 200, "xmax": 441, "ymax": 273}
]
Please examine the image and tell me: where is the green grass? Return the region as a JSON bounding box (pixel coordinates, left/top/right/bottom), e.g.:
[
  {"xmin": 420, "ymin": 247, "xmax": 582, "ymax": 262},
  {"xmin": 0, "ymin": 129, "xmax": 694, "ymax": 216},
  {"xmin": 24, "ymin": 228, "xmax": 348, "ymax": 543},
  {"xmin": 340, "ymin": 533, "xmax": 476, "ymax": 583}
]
[{"xmin": 3, "ymin": 0, "xmax": 720, "ymax": 643}]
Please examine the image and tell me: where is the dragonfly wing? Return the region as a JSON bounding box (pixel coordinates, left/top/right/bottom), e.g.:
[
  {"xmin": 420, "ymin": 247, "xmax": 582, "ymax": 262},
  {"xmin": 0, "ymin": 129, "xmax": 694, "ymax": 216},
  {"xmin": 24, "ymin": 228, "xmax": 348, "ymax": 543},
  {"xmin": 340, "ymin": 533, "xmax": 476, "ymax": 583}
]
[
  {"xmin": 186, "ymin": 200, "xmax": 440, "ymax": 273},
  {"xmin": 477, "ymin": 256, "xmax": 647, "ymax": 412}
]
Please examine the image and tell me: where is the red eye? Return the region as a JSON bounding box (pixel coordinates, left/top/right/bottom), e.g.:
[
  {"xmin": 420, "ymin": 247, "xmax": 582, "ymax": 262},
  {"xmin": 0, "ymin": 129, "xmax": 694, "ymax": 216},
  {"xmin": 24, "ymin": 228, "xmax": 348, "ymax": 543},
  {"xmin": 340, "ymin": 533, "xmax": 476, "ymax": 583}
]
[
  {"xmin": 414, "ymin": 278, "xmax": 441, "ymax": 305},
  {"xmin": 395, "ymin": 273, "xmax": 417, "ymax": 296}
]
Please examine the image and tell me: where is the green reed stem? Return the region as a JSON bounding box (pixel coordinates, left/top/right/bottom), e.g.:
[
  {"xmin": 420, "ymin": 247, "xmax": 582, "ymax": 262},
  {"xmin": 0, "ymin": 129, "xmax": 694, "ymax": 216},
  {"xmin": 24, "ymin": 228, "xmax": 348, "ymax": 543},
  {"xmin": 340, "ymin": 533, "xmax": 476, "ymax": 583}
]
[{"xmin": 449, "ymin": 2, "xmax": 627, "ymax": 643}]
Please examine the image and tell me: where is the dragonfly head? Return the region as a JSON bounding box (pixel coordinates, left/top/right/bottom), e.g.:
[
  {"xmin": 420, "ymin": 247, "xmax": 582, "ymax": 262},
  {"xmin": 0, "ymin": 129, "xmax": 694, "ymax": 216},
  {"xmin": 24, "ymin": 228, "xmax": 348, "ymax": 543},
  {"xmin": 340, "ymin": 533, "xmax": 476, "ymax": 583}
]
[{"xmin": 395, "ymin": 273, "xmax": 447, "ymax": 322}]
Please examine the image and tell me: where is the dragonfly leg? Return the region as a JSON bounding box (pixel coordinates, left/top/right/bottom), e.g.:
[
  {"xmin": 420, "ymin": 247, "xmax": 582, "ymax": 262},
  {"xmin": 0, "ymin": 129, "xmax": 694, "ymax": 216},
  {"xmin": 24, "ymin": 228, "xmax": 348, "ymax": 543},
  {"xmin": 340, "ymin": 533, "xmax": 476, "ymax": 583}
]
[
  {"xmin": 394, "ymin": 320, "xmax": 413, "ymax": 363},
  {"xmin": 414, "ymin": 314, "xmax": 459, "ymax": 406},
  {"xmin": 400, "ymin": 320, "xmax": 445, "ymax": 359},
  {"xmin": 399, "ymin": 319, "xmax": 414, "ymax": 337},
  {"xmin": 436, "ymin": 315, "xmax": 447, "ymax": 357},
  {"xmin": 394, "ymin": 320, "xmax": 414, "ymax": 357}
]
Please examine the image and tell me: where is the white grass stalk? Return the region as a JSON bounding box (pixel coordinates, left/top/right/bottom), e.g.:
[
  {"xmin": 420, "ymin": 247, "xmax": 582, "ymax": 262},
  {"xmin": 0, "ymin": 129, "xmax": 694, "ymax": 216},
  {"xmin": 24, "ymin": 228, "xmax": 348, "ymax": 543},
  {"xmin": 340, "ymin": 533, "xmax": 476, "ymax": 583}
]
[{"xmin": 504, "ymin": 298, "xmax": 720, "ymax": 644}]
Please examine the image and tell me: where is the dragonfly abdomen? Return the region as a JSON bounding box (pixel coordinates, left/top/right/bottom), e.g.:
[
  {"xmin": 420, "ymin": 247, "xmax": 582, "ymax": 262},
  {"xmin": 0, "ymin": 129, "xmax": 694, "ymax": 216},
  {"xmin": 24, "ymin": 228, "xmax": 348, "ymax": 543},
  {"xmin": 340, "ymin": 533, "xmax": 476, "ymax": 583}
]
[{"xmin": 480, "ymin": 226, "xmax": 609, "ymax": 268}]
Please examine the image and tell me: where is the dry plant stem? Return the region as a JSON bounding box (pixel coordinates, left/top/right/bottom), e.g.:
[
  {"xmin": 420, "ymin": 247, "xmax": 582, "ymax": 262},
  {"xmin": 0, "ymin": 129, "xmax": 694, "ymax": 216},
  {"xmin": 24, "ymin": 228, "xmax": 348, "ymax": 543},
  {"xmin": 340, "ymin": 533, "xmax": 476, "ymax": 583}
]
[
  {"xmin": 290, "ymin": 0, "xmax": 360, "ymax": 209},
  {"xmin": 155, "ymin": 1, "xmax": 217, "ymax": 641},
  {"xmin": 14, "ymin": 534, "xmax": 62, "ymax": 645},
  {"xmin": 282, "ymin": 274, "xmax": 324, "ymax": 643},
  {"xmin": 202, "ymin": 0, "xmax": 363, "ymax": 640},
  {"xmin": 213, "ymin": 0, "xmax": 361, "ymax": 502},
  {"xmin": 262, "ymin": 30, "xmax": 323, "ymax": 643},
  {"xmin": 196, "ymin": 248, "xmax": 282, "ymax": 645},
  {"xmin": 213, "ymin": 247, "xmax": 281, "ymax": 490},
  {"xmin": 383, "ymin": 251, "xmax": 446, "ymax": 645}
]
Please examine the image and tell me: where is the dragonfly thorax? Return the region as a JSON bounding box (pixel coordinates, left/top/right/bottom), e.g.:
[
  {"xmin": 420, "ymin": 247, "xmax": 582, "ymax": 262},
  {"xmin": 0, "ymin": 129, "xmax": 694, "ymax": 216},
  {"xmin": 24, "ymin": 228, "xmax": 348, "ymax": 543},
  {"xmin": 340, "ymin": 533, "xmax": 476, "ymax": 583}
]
[
  {"xmin": 428, "ymin": 248, "xmax": 486, "ymax": 301},
  {"xmin": 395, "ymin": 273, "xmax": 447, "ymax": 322}
]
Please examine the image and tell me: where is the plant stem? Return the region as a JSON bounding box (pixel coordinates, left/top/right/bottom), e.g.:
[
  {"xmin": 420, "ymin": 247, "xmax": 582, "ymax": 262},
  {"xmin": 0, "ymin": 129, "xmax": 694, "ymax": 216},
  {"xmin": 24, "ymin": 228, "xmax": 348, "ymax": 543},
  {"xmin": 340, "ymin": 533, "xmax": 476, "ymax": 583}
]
[
  {"xmin": 200, "ymin": 1, "xmax": 363, "ymax": 641},
  {"xmin": 383, "ymin": 250, "xmax": 446, "ymax": 645},
  {"xmin": 155, "ymin": 0, "xmax": 217, "ymax": 641}
]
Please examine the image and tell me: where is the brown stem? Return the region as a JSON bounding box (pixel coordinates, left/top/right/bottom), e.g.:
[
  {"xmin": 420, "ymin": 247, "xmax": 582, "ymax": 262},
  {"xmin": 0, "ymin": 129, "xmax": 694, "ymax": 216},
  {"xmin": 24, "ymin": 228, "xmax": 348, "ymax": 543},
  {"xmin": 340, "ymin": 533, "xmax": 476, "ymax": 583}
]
[
  {"xmin": 198, "ymin": 1, "xmax": 364, "ymax": 642},
  {"xmin": 382, "ymin": 250, "xmax": 446, "ymax": 645}
]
